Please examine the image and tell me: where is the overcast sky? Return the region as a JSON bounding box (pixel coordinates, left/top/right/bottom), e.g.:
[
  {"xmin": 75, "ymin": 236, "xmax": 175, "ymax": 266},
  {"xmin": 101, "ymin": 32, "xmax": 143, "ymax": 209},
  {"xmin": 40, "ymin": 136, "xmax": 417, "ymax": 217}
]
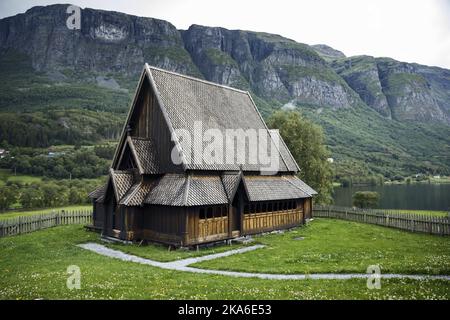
[{"xmin": 1, "ymin": 0, "xmax": 449, "ymax": 68}]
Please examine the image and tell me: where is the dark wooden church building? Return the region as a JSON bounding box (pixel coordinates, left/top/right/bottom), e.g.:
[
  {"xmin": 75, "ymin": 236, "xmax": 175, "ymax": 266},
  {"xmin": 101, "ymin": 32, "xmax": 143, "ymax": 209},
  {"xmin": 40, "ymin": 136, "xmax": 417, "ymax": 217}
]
[{"xmin": 89, "ymin": 64, "xmax": 316, "ymax": 246}]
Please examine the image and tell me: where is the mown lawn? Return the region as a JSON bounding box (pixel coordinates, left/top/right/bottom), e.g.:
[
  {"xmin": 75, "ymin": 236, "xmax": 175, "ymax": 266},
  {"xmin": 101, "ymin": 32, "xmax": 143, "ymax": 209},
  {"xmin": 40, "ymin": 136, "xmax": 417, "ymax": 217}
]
[
  {"xmin": 0, "ymin": 205, "xmax": 92, "ymax": 220},
  {"xmin": 0, "ymin": 223, "xmax": 449, "ymax": 299},
  {"xmin": 193, "ymin": 219, "xmax": 450, "ymax": 275},
  {"xmin": 106, "ymin": 240, "xmax": 244, "ymax": 262},
  {"xmin": 0, "ymin": 168, "xmax": 42, "ymax": 185}
]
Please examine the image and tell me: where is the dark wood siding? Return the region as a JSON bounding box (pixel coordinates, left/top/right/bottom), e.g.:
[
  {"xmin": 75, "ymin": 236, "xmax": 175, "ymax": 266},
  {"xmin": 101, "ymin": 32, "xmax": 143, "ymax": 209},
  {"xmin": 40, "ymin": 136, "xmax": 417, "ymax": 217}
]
[
  {"xmin": 93, "ymin": 201, "xmax": 105, "ymax": 228},
  {"xmin": 141, "ymin": 205, "xmax": 186, "ymax": 245},
  {"xmin": 129, "ymin": 78, "xmax": 182, "ymax": 173},
  {"xmin": 304, "ymin": 198, "xmax": 312, "ymax": 219}
]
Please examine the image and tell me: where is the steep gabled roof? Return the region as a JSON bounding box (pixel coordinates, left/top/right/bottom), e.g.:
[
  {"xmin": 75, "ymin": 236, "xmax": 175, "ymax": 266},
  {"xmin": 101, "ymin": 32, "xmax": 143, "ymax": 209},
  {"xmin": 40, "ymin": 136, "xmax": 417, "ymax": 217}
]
[
  {"xmin": 89, "ymin": 171, "xmax": 315, "ymax": 208},
  {"xmin": 120, "ymin": 181, "xmax": 154, "ymax": 206},
  {"xmin": 243, "ymin": 175, "xmax": 315, "ymax": 201},
  {"xmin": 109, "ymin": 169, "xmax": 134, "ymax": 201},
  {"xmin": 144, "ymin": 174, "xmax": 229, "ymax": 206},
  {"xmin": 88, "ymin": 184, "xmax": 106, "ymax": 199},
  {"xmin": 111, "ymin": 64, "xmax": 300, "ymax": 174}
]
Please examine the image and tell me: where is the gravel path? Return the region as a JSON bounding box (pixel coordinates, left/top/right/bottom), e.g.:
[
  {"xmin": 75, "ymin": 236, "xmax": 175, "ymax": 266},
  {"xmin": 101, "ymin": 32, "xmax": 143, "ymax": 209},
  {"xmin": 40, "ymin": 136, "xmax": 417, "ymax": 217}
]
[{"xmin": 78, "ymin": 243, "xmax": 450, "ymax": 281}]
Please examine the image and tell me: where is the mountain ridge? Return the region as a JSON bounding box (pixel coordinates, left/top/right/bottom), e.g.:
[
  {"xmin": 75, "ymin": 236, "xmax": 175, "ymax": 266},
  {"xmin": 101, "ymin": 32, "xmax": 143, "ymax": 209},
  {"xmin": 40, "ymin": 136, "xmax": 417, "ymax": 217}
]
[
  {"xmin": 0, "ymin": 4, "xmax": 449, "ymax": 179},
  {"xmin": 1, "ymin": 4, "xmax": 449, "ymax": 124}
]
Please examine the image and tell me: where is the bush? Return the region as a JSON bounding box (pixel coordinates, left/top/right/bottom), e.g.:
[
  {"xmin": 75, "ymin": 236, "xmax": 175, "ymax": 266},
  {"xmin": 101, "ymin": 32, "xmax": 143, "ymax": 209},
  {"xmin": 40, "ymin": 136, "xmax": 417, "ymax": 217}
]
[{"xmin": 352, "ymin": 191, "xmax": 379, "ymax": 209}]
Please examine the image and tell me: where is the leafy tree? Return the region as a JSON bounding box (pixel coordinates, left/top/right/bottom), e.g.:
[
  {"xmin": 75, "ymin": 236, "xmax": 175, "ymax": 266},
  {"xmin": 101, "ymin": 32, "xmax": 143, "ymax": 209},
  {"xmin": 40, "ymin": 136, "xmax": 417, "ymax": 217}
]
[
  {"xmin": 20, "ymin": 187, "xmax": 44, "ymax": 209},
  {"xmin": 352, "ymin": 191, "xmax": 379, "ymax": 208},
  {"xmin": 41, "ymin": 183, "xmax": 59, "ymax": 207},
  {"xmin": 0, "ymin": 185, "xmax": 18, "ymax": 210},
  {"xmin": 68, "ymin": 187, "xmax": 86, "ymax": 204},
  {"xmin": 267, "ymin": 110, "xmax": 333, "ymax": 204}
]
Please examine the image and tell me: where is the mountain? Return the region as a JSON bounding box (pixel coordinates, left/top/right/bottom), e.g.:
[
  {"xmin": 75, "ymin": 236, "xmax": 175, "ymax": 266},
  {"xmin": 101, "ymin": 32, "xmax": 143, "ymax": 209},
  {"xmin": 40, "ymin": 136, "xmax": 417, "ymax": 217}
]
[
  {"xmin": 311, "ymin": 44, "xmax": 346, "ymax": 61},
  {"xmin": 332, "ymin": 56, "xmax": 450, "ymax": 123},
  {"xmin": 0, "ymin": 4, "xmax": 449, "ymax": 179}
]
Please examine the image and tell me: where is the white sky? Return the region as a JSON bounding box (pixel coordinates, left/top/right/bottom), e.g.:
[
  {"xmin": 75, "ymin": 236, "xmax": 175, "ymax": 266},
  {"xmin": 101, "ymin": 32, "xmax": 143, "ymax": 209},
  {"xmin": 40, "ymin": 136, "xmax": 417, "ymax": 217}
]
[{"xmin": 1, "ymin": 0, "xmax": 449, "ymax": 68}]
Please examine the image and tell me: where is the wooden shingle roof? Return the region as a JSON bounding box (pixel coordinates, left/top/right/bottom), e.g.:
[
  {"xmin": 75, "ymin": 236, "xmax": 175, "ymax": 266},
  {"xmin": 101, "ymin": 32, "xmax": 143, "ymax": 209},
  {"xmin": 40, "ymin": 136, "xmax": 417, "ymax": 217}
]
[
  {"xmin": 89, "ymin": 171, "xmax": 315, "ymax": 207},
  {"xmin": 128, "ymin": 136, "xmax": 161, "ymax": 174},
  {"xmin": 243, "ymin": 175, "xmax": 316, "ymax": 201},
  {"xmin": 117, "ymin": 65, "xmax": 300, "ymax": 173}
]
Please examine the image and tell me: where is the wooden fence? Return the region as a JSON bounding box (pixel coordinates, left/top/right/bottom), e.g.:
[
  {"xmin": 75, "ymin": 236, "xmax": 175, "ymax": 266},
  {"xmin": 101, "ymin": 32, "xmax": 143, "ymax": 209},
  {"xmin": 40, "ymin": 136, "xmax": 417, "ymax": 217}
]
[
  {"xmin": 313, "ymin": 205, "xmax": 450, "ymax": 236},
  {"xmin": 0, "ymin": 210, "xmax": 93, "ymax": 238}
]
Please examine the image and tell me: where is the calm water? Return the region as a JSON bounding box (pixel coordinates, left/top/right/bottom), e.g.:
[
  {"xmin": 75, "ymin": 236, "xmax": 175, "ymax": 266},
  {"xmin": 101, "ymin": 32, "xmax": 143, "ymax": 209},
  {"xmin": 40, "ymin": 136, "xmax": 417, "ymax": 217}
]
[{"xmin": 333, "ymin": 184, "xmax": 450, "ymax": 211}]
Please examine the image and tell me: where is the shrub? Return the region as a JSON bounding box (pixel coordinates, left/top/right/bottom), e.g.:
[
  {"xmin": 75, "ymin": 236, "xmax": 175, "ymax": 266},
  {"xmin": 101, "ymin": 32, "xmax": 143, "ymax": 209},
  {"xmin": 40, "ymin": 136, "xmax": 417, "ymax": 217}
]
[{"xmin": 352, "ymin": 191, "xmax": 379, "ymax": 208}]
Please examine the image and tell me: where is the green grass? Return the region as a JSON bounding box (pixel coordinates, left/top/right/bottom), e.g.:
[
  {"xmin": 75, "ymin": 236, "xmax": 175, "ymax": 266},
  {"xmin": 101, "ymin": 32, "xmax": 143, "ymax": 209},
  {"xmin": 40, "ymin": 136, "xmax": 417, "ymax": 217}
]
[
  {"xmin": 106, "ymin": 241, "xmax": 244, "ymax": 262},
  {"xmin": 0, "ymin": 169, "xmax": 42, "ymax": 184},
  {"xmin": 0, "ymin": 224, "xmax": 448, "ymax": 300},
  {"xmin": 193, "ymin": 219, "xmax": 450, "ymax": 275},
  {"xmin": 299, "ymin": 103, "xmax": 450, "ymax": 179},
  {"xmin": 0, "ymin": 205, "xmax": 91, "ymax": 220}
]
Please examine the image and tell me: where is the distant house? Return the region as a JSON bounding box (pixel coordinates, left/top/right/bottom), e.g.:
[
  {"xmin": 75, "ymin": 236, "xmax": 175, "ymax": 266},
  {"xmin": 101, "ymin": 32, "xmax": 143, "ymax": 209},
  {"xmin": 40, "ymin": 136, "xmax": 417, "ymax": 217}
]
[
  {"xmin": 0, "ymin": 149, "xmax": 9, "ymax": 159},
  {"xmin": 89, "ymin": 65, "xmax": 316, "ymax": 246},
  {"xmin": 47, "ymin": 151, "xmax": 65, "ymax": 158}
]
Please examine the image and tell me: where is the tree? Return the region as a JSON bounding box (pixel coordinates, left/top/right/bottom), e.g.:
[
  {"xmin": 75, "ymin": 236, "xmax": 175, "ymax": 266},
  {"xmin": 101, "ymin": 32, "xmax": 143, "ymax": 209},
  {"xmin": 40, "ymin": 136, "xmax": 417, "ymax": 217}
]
[
  {"xmin": 267, "ymin": 110, "xmax": 333, "ymax": 204},
  {"xmin": 352, "ymin": 191, "xmax": 379, "ymax": 208},
  {"xmin": 20, "ymin": 186, "xmax": 44, "ymax": 209},
  {"xmin": 0, "ymin": 185, "xmax": 18, "ymax": 210}
]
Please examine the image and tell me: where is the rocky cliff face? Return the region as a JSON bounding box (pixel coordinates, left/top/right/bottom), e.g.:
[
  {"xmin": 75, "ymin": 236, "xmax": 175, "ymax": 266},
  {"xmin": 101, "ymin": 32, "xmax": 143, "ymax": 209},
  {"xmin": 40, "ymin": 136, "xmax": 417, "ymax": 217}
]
[
  {"xmin": 311, "ymin": 44, "xmax": 346, "ymax": 61},
  {"xmin": 0, "ymin": 4, "xmax": 449, "ymax": 124},
  {"xmin": 332, "ymin": 56, "xmax": 449, "ymax": 123},
  {"xmin": 0, "ymin": 4, "xmax": 199, "ymax": 76},
  {"xmin": 182, "ymin": 25, "xmax": 360, "ymax": 109}
]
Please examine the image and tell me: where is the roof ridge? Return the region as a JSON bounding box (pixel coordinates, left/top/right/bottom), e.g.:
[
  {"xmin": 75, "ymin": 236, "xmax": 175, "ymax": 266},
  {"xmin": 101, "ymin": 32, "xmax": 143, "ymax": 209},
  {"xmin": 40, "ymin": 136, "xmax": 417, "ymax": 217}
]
[
  {"xmin": 145, "ymin": 64, "xmax": 188, "ymax": 172},
  {"xmin": 147, "ymin": 64, "xmax": 249, "ymax": 95},
  {"xmin": 129, "ymin": 136, "xmax": 153, "ymax": 141},
  {"xmin": 121, "ymin": 182, "xmax": 141, "ymax": 205},
  {"xmin": 272, "ymin": 130, "xmax": 301, "ymax": 172},
  {"xmin": 282, "ymin": 175, "xmax": 311, "ymax": 196}
]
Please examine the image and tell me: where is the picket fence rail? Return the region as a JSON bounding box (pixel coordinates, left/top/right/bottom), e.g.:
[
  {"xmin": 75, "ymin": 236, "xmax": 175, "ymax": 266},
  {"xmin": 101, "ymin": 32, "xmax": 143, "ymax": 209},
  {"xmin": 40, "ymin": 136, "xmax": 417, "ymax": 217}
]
[
  {"xmin": 313, "ymin": 205, "xmax": 449, "ymax": 236},
  {"xmin": 0, "ymin": 210, "xmax": 93, "ymax": 237}
]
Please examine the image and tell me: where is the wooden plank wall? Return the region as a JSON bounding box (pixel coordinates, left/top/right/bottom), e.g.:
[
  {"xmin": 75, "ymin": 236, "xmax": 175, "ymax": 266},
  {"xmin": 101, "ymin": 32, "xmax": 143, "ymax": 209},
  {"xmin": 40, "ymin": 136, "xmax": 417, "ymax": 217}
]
[
  {"xmin": 186, "ymin": 206, "xmax": 230, "ymax": 245},
  {"xmin": 314, "ymin": 205, "xmax": 450, "ymax": 236},
  {"xmin": 141, "ymin": 205, "xmax": 185, "ymax": 244},
  {"xmin": 243, "ymin": 209, "xmax": 302, "ymax": 235},
  {"xmin": 130, "ymin": 78, "xmax": 182, "ymax": 173}
]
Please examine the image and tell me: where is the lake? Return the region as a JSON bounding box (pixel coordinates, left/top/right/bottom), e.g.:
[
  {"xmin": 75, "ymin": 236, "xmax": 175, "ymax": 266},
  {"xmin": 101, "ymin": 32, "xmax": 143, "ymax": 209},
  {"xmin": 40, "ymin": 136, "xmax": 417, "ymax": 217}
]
[{"xmin": 333, "ymin": 184, "xmax": 450, "ymax": 211}]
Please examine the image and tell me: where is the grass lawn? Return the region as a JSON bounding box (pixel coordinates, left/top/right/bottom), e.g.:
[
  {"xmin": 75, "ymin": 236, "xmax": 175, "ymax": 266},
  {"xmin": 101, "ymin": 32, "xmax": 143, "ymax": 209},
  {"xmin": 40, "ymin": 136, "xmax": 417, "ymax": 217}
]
[
  {"xmin": 0, "ymin": 205, "xmax": 92, "ymax": 220},
  {"xmin": 0, "ymin": 223, "xmax": 449, "ymax": 299},
  {"xmin": 0, "ymin": 168, "xmax": 42, "ymax": 184},
  {"xmin": 106, "ymin": 240, "xmax": 244, "ymax": 262},
  {"xmin": 193, "ymin": 219, "xmax": 450, "ymax": 275}
]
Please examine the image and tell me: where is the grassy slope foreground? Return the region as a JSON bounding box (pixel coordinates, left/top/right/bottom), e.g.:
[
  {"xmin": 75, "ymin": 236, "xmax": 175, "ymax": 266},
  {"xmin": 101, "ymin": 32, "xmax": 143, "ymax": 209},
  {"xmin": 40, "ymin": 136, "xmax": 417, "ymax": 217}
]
[
  {"xmin": 0, "ymin": 223, "xmax": 449, "ymax": 300},
  {"xmin": 194, "ymin": 219, "xmax": 450, "ymax": 275}
]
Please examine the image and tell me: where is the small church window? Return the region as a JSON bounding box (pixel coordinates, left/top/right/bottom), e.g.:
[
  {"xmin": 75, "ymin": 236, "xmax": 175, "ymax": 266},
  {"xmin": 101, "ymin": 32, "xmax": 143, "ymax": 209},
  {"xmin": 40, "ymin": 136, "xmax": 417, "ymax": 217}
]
[
  {"xmin": 199, "ymin": 208, "xmax": 206, "ymax": 220},
  {"xmin": 206, "ymin": 207, "xmax": 213, "ymax": 219}
]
